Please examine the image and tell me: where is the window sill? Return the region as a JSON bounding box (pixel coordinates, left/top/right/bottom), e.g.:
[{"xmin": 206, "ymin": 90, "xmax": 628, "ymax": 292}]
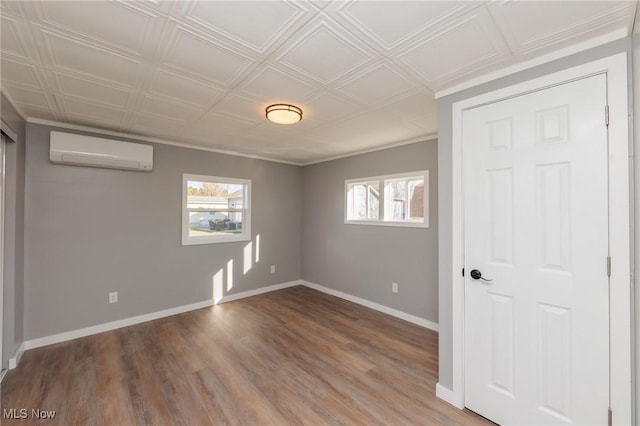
[
  {"xmin": 182, "ymin": 234, "xmax": 251, "ymax": 246},
  {"xmin": 344, "ymin": 220, "xmax": 429, "ymax": 228}
]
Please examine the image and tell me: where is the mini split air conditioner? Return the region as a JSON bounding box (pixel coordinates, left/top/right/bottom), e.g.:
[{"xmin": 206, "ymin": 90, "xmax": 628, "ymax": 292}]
[{"xmin": 50, "ymin": 131, "xmax": 153, "ymax": 172}]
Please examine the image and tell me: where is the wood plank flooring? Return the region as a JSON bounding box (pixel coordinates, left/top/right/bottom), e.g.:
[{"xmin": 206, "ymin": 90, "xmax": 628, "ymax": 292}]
[{"xmin": 1, "ymin": 286, "xmax": 492, "ymax": 425}]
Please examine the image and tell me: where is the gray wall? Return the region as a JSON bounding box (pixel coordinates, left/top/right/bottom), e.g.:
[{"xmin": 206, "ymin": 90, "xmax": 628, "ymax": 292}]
[
  {"xmin": 437, "ymin": 38, "xmax": 631, "ymax": 391},
  {"xmin": 301, "ymin": 140, "xmax": 438, "ymax": 322},
  {"xmin": 1, "ymin": 94, "xmax": 26, "ymax": 369},
  {"xmin": 23, "ymin": 123, "xmax": 302, "ymax": 340}
]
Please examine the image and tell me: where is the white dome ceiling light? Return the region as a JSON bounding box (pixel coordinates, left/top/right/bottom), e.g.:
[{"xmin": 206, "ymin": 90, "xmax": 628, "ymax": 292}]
[{"xmin": 265, "ymin": 104, "xmax": 303, "ymax": 125}]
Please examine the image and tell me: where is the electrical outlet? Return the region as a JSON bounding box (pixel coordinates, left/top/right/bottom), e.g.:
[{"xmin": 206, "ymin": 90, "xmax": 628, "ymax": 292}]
[
  {"xmin": 270, "ymin": 265, "xmax": 276, "ymax": 274},
  {"xmin": 392, "ymin": 282, "xmax": 398, "ymax": 294},
  {"xmin": 109, "ymin": 291, "xmax": 118, "ymax": 304}
]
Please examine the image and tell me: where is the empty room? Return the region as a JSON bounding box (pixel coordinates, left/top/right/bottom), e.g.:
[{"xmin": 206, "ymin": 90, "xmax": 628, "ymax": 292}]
[{"xmin": 0, "ymin": 0, "xmax": 639, "ymax": 425}]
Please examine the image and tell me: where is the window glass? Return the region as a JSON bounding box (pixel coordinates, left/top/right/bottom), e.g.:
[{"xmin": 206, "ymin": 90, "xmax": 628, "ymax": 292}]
[
  {"xmin": 345, "ymin": 171, "xmax": 428, "ymax": 228},
  {"xmin": 183, "ymin": 174, "xmax": 251, "ymax": 245},
  {"xmin": 347, "ymin": 181, "xmax": 379, "ymax": 220}
]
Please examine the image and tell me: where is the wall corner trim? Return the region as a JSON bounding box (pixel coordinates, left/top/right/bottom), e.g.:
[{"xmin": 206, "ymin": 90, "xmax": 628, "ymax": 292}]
[
  {"xmin": 435, "ymin": 383, "xmax": 464, "ymax": 409},
  {"xmin": 300, "ymin": 280, "xmax": 439, "ymax": 332},
  {"xmin": 8, "ymin": 342, "xmax": 26, "ymax": 370},
  {"xmin": 1, "ymin": 118, "xmax": 18, "ymax": 142}
]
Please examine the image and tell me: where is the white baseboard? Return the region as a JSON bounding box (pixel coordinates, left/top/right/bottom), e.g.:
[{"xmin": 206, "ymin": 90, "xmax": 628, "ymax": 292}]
[
  {"xmin": 8, "ymin": 342, "xmax": 25, "ymax": 370},
  {"xmin": 217, "ymin": 280, "xmax": 302, "ymax": 304},
  {"xmin": 21, "ymin": 279, "xmax": 435, "ymax": 360},
  {"xmin": 436, "ymin": 383, "xmax": 464, "ymax": 409},
  {"xmin": 22, "ymin": 280, "xmax": 302, "ymax": 352},
  {"xmin": 300, "ymin": 280, "xmax": 439, "ymax": 332},
  {"xmin": 24, "ymin": 299, "xmax": 214, "ymax": 351}
]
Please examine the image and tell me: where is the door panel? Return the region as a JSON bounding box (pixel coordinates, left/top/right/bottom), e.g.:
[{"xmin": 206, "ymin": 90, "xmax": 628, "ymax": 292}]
[
  {"xmin": 537, "ymin": 163, "xmax": 570, "ymax": 272},
  {"xmin": 487, "ymin": 168, "xmax": 513, "ymax": 265},
  {"xmin": 463, "ymin": 74, "xmax": 609, "ymax": 425},
  {"xmin": 538, "ymin": 303, "xmax": 571, "ymax": 421},
  {"xmin": 489, "ymin": 292, "xmax": 515, "ymax": 396}
]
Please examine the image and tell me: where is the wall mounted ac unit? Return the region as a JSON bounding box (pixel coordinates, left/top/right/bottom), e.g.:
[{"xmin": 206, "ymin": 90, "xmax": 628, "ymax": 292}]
[{"xmin": 50, "ymin": 131, "xmax": 153, "ymax": 172}]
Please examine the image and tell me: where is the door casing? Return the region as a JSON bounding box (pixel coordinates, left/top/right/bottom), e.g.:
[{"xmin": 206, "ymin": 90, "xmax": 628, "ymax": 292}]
[
  {"xmin": 439, "ymin": 53, "xmax": 632, "ymax": 425},
  {"xmin": 0, "ymin": 136, "xmax": 4, "ymax": 374}
]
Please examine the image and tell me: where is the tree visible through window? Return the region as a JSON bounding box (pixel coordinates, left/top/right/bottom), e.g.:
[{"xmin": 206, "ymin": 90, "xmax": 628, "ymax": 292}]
[{"xmin": 345, "ymin": 171, "xmax": 428, "ymax": 227}]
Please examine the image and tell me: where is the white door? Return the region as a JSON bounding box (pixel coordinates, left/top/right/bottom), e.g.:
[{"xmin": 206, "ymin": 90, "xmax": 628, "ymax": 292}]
[{"xmin": 463, "ymin": 74, "xmax": 609, "ymax": 425}]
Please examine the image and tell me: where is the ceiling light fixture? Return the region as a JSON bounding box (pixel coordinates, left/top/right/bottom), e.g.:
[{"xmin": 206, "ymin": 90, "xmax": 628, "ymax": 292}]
[{"xmin": 265, "ymin": 104, "xmax": 302, "ymax": 125}]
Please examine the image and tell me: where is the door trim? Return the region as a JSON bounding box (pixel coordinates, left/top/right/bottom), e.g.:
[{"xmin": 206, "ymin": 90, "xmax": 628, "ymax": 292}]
[
  {"xmin": 445, "ymin": 53, "xmax": 632, "ymax": 424},
  {"xmin": 0, "ymin": 135, "xmax": 5, "ymax": 373}
]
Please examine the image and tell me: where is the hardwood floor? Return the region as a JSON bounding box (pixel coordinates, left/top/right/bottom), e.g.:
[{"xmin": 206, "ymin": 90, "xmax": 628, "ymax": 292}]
[{"xmin": 1, "ymin": 286, "xmax": 492, "ymax": 425}]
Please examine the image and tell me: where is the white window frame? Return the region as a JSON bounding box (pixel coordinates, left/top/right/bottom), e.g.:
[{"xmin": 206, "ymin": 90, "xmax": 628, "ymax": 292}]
[
  {"xmin": 182, "ymin": 173, "xmax": 251, "ymax": 246},
  {"xmin": 344, "ymin": 170, "xmax": 429, "ymax": 228}
]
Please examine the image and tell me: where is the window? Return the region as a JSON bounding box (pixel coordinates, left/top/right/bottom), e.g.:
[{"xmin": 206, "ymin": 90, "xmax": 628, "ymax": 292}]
[
  {"xmin": 182, "ymin": 174, "xmax": 251, "ymax": 245},
  {"xmin": 345, "ymin": 171, "xmax": 428, "ymax": 227}
]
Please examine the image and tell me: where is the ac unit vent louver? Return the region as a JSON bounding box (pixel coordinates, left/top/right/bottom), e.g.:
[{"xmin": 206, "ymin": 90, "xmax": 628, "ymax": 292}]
[{"xmin": 50, "ymin": 131, "xmax": 153, "ymax": 172}]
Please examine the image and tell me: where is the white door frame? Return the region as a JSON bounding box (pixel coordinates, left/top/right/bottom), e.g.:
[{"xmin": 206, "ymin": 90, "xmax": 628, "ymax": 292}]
[
  {"xmin": 0, "ymin": 134, "xmax": 5, "ymax": 373},
  {"xmin": 444, "ymin": 53, "xmax": 632, "ymax": 424}
]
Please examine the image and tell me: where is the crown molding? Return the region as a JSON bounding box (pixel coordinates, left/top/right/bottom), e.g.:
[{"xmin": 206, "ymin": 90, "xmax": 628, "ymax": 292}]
[
  {"xmin": 300, "ymin": 133, "xmax": 437, "ymax": 166},
  {"xmin": 435, "ymin": 30, "xmax": 629, "ymax": 99}
]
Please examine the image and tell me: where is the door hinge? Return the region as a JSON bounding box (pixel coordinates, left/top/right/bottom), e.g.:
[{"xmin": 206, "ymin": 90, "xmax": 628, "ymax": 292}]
[
  {"xmin": 605, "ymin": 105, "xmax": 610, "ymax": 126},
  {"xmin": 607, "ymin": 256, "xmax": 611, "ymax": 278},
  {"xmin": 608, "ymin": 407, "xmax": 612, "ymax": 426},
  {"xmin": 462, "ymin": 268, "xmax": 465, "ymax": 277}
]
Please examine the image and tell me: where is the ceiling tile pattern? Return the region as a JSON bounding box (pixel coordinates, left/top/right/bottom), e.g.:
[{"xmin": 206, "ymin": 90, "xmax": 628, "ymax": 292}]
[
  {"xmin": 276, "ymin": 20, "xmax": 374, "ymax": 84},
  {"xmin": 159, "ymin": 26, "xmax": 255, "ymax": 86},
  {"xmin": 337, "ymin": 63, "xmax": 415, "ymax": 105},
  {"xmin": 147, "ymin": 69, "xmax": 225, "ymax": 108},
  {"xmin": 37, "ymin": 0, "xmax": 160, "ymax": 56},
  {"xmin": 488, "ymin": 1, "xmax": 633, "ymax": 54},
  {"xmin": 331, "ymin": 0, "xmax": 474, "ymax": 51},
  {"xmin": 399, "ymin": 9, "xmax": 511, "ymax": 84},
  {"xmin": 0, "ymin": 0, "xmax": 637, "ymax": 164},
  {"xmin": 179, "ymin": 0, "xmax": 310, "ymax": 54},
  {"xmin": 239, "ymin": 65, "xmax": 319, "ymax": 103}
]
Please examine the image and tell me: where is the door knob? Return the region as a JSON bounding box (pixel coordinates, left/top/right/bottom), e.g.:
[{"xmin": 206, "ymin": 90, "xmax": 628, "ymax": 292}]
[{"xmin": 470, "ymin": 269, "xmax": 493, "ymax": 283}]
